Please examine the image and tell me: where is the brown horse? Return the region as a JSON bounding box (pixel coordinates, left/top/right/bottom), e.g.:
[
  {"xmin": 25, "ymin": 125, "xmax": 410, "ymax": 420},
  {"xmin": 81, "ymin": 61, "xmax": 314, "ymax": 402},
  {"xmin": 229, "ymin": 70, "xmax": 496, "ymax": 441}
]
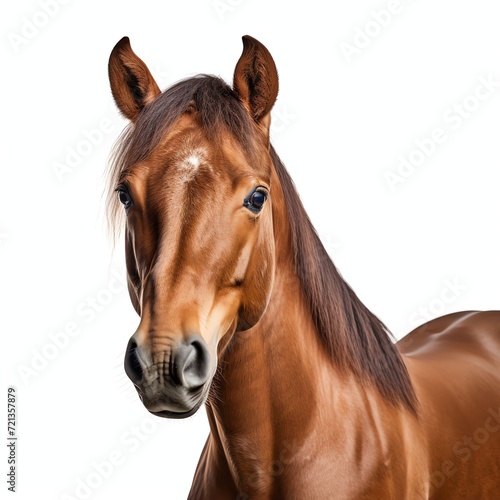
[{"xmin": 106, "ymin": 36, "xmax": 500, "ymax": 499}]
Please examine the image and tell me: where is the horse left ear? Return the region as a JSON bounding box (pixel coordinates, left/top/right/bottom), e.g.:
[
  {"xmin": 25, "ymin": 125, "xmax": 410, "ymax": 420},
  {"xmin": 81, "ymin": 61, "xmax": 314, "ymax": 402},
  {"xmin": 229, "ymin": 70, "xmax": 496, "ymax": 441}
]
[{"xmin": 233, "ymin": 35, "xmax": 279, "ymax": 132}]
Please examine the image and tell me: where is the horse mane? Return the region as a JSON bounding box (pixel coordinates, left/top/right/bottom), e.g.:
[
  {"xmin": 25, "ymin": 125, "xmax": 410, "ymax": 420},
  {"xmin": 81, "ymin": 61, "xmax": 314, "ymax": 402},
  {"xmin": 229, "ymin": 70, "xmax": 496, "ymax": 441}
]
[
  {"xmin": 107, "ymin": 74, "xmax": 417, "ymax": 414},
  {"xmin": 270, "ymin": 147, "xmax": 417, "ymax": 413}
]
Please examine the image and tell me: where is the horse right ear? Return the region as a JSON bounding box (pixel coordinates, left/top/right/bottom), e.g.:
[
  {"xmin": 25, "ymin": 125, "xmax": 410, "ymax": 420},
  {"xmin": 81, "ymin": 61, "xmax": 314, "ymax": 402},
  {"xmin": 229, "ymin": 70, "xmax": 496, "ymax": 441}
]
[
  {"xmin": 108, "ymin": 37, "xmax": 160, "ymax": 122},
  {"xmin": 233, "ymin": 35, "xmax": 279, "ymax": 132}
]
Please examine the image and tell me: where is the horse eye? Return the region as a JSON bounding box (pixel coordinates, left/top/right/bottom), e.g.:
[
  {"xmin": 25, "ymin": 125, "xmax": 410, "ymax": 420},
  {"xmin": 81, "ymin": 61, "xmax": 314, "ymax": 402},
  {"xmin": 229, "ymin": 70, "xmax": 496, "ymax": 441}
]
[
  {"xmin": 244, "ymin": 188, "xmax": 268, "ymax": 213},
  {"xmin": 117, "ymin": 187, "xmax": 132, "ymax": 209}
]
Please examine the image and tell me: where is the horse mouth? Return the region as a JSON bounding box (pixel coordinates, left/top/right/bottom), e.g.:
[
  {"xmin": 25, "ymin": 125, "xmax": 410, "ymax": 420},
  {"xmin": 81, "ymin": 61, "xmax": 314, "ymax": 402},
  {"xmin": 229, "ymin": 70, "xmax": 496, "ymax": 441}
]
[
  {"xmin": 145, "ymin": 388, "xmax": 208, "ymax": 419},
  {"xmin": 151, "ymin": 404, "xmax": 202, "ymax": 419}
]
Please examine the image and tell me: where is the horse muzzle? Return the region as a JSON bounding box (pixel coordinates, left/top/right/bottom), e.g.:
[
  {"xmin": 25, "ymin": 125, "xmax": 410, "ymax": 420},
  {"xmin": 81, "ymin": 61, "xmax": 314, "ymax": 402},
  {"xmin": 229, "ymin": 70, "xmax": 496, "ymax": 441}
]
[{"xmin": 124, "ymin": 333, "xmax": 213, "ymax": 418}]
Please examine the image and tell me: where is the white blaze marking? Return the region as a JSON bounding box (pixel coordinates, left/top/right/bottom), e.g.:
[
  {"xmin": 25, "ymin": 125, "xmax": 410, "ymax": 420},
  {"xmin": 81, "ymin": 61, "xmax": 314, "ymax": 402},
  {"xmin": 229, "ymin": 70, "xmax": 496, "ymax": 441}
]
[
  {"xmin": 186, "ymin": 154, "xmax": 201, "ymax": 168},
  {"xmin": 177, "ymin": 148, "xmax": 208, "ymax": 182}
]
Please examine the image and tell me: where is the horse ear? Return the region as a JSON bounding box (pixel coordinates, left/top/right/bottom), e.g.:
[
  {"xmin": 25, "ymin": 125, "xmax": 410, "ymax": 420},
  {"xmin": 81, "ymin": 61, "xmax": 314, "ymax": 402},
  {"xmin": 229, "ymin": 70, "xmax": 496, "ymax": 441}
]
[
  {"xmin": 233, "ymin": 35, "xmax": 279, "ymax": 130},
  {"xmin": 108, "ymin": 37, "xmax": 161, "ymax": 121}
]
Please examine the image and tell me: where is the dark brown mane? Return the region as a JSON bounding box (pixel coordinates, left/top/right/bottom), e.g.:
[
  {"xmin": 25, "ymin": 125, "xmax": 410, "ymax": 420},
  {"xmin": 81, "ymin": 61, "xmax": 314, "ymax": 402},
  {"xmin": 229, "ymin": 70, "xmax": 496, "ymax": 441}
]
[
  {"xmin": 107, "ymin": 74, "xmax": 417, "ymax": 413},
  {"xmin": 270, "ymin": 146, "xmax": 417, "ymax": 413}
]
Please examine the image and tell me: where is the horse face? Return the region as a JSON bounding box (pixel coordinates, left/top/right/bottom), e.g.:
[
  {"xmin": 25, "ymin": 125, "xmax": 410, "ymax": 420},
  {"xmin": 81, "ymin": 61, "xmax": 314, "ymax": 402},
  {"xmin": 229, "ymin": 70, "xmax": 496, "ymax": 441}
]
[
  {"xmin": 120, "ymin": 117, "xmax": 276, "ymax": 417},
  {"xmin": 108, "ymin": 36, "xmax": 279, "ymax": 417}
]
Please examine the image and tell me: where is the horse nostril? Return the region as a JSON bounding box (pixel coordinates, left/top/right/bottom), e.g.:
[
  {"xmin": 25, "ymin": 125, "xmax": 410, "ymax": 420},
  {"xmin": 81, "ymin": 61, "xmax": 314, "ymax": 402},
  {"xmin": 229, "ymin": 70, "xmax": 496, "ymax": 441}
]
[
  {"xmin": 124, "ymin": 339, "xmax": 143, "ymax": 384},
  {"xmin": 173, "ymin": 335, "xmax": 211, "ymax": 390}
]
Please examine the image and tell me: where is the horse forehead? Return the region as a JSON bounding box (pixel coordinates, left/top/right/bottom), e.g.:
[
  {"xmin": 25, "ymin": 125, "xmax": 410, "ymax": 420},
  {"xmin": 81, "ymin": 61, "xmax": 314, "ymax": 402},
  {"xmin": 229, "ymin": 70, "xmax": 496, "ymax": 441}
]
[
  {"xmin": 174, "ymin": 146, "xmax": 210, "ymax": 182},
  {"xmin": 164, "ymin": 133, "xmax": 255, "ymax": 181}
]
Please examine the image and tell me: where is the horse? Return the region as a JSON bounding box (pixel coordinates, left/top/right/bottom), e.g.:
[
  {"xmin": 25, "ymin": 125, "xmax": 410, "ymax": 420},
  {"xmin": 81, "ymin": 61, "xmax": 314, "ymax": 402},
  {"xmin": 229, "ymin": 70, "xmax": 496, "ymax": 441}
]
[{"xmin": 106, "ymin": 35, "xmax": 500, "ymax": 499}]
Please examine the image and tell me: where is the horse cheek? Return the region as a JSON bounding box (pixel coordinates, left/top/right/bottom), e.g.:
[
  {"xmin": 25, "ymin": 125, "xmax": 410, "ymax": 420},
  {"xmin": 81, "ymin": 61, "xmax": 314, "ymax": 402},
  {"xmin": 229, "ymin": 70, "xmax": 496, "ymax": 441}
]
[{"xmin": 239, "ymin": 233, "xmax": 275, "ymax": 329}]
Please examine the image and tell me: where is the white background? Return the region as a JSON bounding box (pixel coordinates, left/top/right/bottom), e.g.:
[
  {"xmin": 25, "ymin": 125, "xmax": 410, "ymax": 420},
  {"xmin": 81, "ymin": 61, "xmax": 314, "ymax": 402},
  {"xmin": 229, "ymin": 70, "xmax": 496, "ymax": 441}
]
[{"xmin": 3, "ymin": 0, "xmax": 500, "ymax": 499}]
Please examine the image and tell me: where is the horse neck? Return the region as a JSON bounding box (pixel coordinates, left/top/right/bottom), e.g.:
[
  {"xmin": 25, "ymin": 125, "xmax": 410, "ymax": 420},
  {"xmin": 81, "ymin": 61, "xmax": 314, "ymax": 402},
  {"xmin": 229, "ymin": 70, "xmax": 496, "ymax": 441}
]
[
  {"xmin": 204, "ymin": 161, "xmax": 364, "ymax": 489},
  {"xmin": 205, "ymin": 258, "xmax": 328, "ymax": 489},
  {"xmin": 199, "ymin": 153, "xmax": 418, "ymax": 498}
]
